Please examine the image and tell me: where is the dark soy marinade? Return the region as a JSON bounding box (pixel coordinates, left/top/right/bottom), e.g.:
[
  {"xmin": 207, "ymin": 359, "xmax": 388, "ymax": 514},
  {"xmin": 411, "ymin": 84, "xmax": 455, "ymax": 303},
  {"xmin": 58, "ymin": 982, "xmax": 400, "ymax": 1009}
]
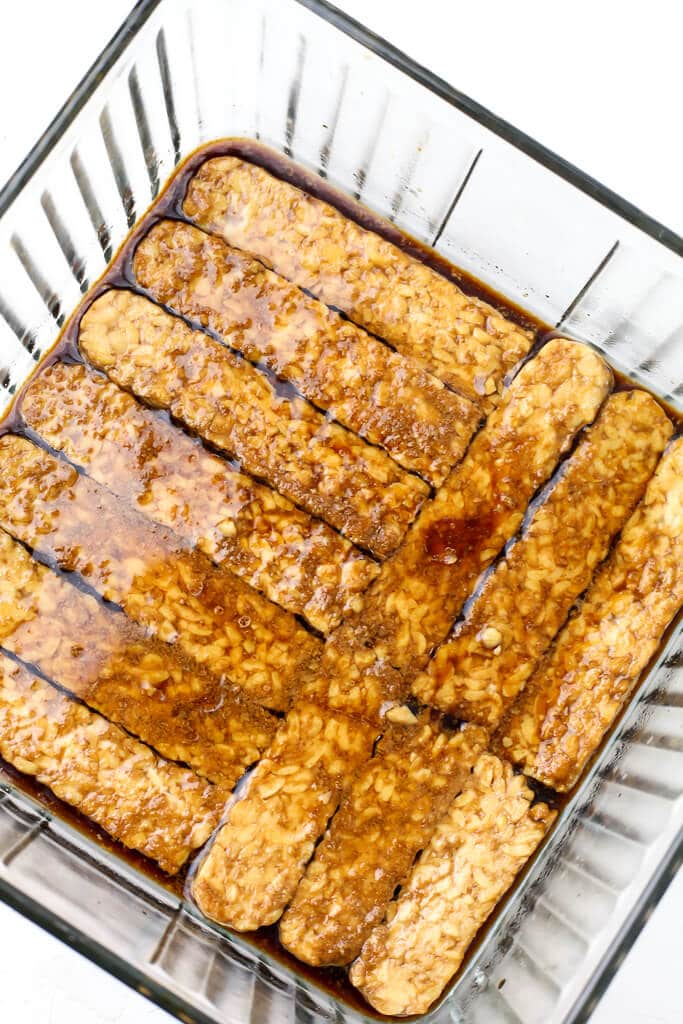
[{"xmin": 0, "ymin": 138, "xmax": 681, "ymax": 1019}]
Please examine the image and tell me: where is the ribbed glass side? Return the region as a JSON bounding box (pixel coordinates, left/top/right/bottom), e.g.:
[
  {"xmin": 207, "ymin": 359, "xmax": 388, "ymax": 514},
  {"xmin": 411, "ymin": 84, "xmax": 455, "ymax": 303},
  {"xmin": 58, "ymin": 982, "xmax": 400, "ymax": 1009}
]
[{"xmin": 0, "ymin": 2, "xmax": 681, "ymax": 1022}]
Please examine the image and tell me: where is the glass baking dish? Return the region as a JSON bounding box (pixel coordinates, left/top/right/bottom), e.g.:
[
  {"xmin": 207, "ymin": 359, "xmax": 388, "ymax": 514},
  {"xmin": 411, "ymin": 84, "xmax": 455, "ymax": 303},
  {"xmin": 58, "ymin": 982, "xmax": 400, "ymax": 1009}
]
[{"xmin": 0, "ymin": 1, "xmax": 681, "ymax": 1022}]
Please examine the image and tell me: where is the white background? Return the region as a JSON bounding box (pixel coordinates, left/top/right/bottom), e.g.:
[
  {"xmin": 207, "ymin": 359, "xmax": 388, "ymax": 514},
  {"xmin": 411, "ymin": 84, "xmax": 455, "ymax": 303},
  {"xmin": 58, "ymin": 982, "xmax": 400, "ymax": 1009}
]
[{"xmin": 0, "ymin": 2, "xmax": 681, "ymax": 1022}]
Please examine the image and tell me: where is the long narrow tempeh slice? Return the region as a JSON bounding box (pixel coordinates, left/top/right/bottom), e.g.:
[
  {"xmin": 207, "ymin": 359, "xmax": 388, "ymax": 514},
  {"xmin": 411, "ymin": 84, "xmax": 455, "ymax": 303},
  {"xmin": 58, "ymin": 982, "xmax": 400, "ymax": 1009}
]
[
  {"xmin": 21, "ymin": 361, "xmax": 377, "ymax": 634},
  {"xmin": 495, "ymin": 438, "xmax": 683, "ymax": 790},
  {"xmin": 279, "ymin": 716, "xmax": 488, "ymax": 966},
  {"xmin": 412, "ymin": 391, "xmax": 672, "ymax": 727},
  {"xmin": 183, "ymin": 157, "xmax": 535, "ymax": 405},
  {"xmin": 301, "ymin": 340, "xmax": 613, "ymax": 723},
  {"xmin": 192, "ymin": 703, "xmax": 377, "ymax": 930},
  {"xmin": 0, "ymin": 529, "xmax": 275, "ymax": 787},
  {"xmin": 349, "ymin": 755, "xmax": 556, "ymax": 1015},
  {"xmin": 0, "ymin": 435, "xmax": 319, "ymax": 711},
  {"xmin": 0, "ymin": 652, "xmax": 223, "ymax": 873},
  {"xmin": 134, "ymin": 220, "xmax": 481, "ymax": 485},
  {"xmin": 79, "ymin": 290, "xmax": 429, "ymax": 557}
]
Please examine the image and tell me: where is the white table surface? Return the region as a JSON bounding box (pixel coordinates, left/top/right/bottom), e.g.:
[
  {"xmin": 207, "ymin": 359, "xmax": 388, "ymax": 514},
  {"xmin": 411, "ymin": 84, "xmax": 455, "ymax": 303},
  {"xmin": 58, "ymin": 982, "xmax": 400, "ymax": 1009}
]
[{"xmin": 0, "ymin": 2, "xmax": 681, "ymax": 1022}]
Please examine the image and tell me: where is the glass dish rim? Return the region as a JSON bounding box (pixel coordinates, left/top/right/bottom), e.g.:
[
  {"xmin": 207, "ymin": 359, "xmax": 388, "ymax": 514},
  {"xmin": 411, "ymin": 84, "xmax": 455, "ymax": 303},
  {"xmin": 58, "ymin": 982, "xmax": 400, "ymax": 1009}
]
[
  {"xmin": 0, "ymin": 2, "xmax": 681, "ymax": 1022},
  {"xmin": 1, "ymin": 0, "xmax": 683, "ymax": 264}
]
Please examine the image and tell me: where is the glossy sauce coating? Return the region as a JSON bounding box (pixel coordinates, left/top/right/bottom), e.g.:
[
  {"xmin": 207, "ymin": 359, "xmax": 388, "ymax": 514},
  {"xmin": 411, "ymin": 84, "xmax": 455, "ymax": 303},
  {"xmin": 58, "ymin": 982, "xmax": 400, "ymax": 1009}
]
[
  {"xmin": 0, "ymin": 434, "xmax": 320, "ymax": 711},
  {"xmin": 134, "ymin": 219, "xmax": 480, "ymax": 485},
  {"xmin": 21, "ymin": 361, "xmax": 377, "ymax": 634},
  {"xmin": 279, "ymin": 716, "xmax": 488, "ymax": 966},
  {"xmin": 79, "ymin": 289, "xmax": 429, "ymax": 558},
  {"xmin": 0, "ymin": 528, "xmax": 275, "ymax": 787},
  {"xmin": 413, "ymin": 391, "xmax": 673, "ymax": 725},
  {"xmin": 192, "ymin": 702, "xmax": 377, "ymax": 930},
  {"xmin": 0, "ymin": 137, "xmax": 681, "ymax": 1020},
  {"xmin": 495, "ymin": 438, "xmax": 683, "ymax": 789},
  {"xmin": 300, "ymin": 340, "xmax": 612, "ymax": 723},
  {"xmin": 350, "ymin": 755, "xmax": 555, "ymax": 1015},
  {"xmin": 0, "ymin": 651, "xmax": 225, "ymax": 874},
  {"xmin": 183, "ymin": 157, "xmax": 535, "ymax": 407}
]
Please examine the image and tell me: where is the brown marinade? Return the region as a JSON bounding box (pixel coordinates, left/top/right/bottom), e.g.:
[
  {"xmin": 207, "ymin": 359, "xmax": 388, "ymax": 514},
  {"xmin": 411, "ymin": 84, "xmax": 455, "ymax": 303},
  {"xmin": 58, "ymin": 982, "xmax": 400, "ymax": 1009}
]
[
  {"xmin": 134, "ymin": 219, "xmax": 480, "ymax": 486},
  {"xmin": 0, "ymin": 528, "xmax": 276, "ymax": 788},
  {"xmin": 412, "ymin": 390, "xmax": 673, "ymax": 726},
  {"xmin": 21, "ymin": 360, "xmax": 378, "ymax": 634},
  {"xmin": 79, "ymin": 289, "xmax": 429, "ymax": 558},
  {"xmin": 0, "ymin": 137, "xmax": 681, "ymax": 1019},
  {"xmin": 279, "ymin": 716, "xmax": 488, "ymax": 967},
  {"xmin": 300, "ymin": 340, "xmax": 612, "ymax": 724},
  {"xmin": 494, "ymin": 438, "xmax": 683, "ymax": 789},
  {"xmin": 0, "ymin": 651, "xmax": 225, "ymax": 874},
  {"xmin": 0, "ymin": 434, "xmax": 320, "ymax": 712},
  {"xmin": 182, "ymin": 157, "xmax": 535, "ymax": 407}
]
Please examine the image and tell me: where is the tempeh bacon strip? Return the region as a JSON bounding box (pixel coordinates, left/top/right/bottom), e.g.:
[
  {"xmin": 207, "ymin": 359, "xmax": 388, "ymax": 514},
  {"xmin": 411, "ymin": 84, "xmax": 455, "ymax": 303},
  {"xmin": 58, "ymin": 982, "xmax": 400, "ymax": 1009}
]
[
  {"xmin": 182, "ymin": 157, "xmax": 535, "ymax": 406},
  {"xmin": 0, "ymin": 652, "xmax": 224, "ymax": 874},
  {"xmin": 301, "ymin": 340, "xmax": 613, "ymax": 723},
  {"xmin": 279, "ymin": 715, "xmax": 488, "ymax": 966},
  {"xmin": 0, "ymin": 435, "xmax": 319, "ymax": 711},
  {"xmin": 349, "ymin": 755, "xmax": 555, "ymax": 1015},
  {"xmin": 79, "ymin": 289, "xmax": 429, "ymax": 558},
  {"xmin": 21, "ymin": 361, "xmax": 378, "ymax": 634},
  {"xmin": 412, "ymin": 390, "xmax": 672, "ymax": 727},
  {"xmin": 134, "ymin": 220, "xmax": 481, "ymax": 485},
  {"xmin": 0, "ymin": 528, "xmax": 276, "ymax": 787},
  {"xmin": 192, "ymin": 703, "xmax": 377, "ymax": 930},
  {"xmin": 494, "ymin": 437, "xmax": 683, "ymax": 790}
]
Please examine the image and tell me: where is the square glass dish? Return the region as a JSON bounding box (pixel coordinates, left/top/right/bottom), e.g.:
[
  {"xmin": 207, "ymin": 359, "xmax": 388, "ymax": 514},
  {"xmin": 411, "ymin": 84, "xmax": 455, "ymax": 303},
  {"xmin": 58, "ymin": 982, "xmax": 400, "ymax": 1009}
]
[{"xmin": 0, "ymin": 1, "xmax": 682, "ymax": 1022}]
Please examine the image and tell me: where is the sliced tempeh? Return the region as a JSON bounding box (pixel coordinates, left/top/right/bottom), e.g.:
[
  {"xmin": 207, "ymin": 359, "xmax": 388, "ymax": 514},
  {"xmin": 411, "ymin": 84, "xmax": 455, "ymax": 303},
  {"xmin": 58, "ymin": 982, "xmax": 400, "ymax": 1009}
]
[
  {"xmin": 79, "ymin": 289, "xmax": 429, "ymax": 557},
  {"xmin": 21, "ymin": 361, "xmax": 377, "ymax": 634},
  {"xmin": 192, "ymin": 703, "xmax": 377, "ymax": 931},
  {"xmin": 412, "ymin": 391, "xmax": 672, "ymax": 727},
  {"xmin": 0, "ymin": 435, "xmax": 319, "ymax": 711},
  {"xmin": 134, "ymin": 220, "xmax": 481, "ymax": 485},
  {"xmin": 349, "ymin": 755, "xmax": 555, "ymax": 1015},
  {"xmin": 0, "ymin": 652, "xmax": 224, "ymax": 873},
  {"xmin": 183, "ymin": 157, "xmax": 535, "ymax": 406},
  {"xmin": 495, "ymin": 438, "xmax": 683, "ymax": 790},
  {"xmin": 301, "ymin": 340, "xmax": 613, "ymax": 723},
  {"xmin": 279, "ymin": 716, "xmax": 488, "ymax": 966},
  {"xmin": 0, "ymin": 529, "xmax": 275, "ymax": 787}
]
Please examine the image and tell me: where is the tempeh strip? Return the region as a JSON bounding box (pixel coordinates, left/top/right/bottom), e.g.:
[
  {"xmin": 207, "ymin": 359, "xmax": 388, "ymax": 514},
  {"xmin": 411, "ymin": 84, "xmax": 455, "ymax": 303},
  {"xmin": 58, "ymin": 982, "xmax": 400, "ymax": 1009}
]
[
  {"xmin": 412, "ymin": 391, "xmax": 672, "ymax": 727},
  {"xmin": 183, "ymin": 157, "xmax": 535, "ymax": 406},
  {"xmin": 192, "ymin": 703, "xmax": 377, "ymax": 930},
  {"xmin": 0, "ymin": 529, "xmax": 275, "ymax": 787},
  {"xmin": 301, "ymin": 340, "xmax": 612, "ymax": 723},
  {"xmin": 134, "ymin": 220, "xmax": 480, "ymax": 485},
  {"xmin": 21, "ymin": 361, "xmax": 377, "ymax": 634},
  {"xmin": 279, "ymin": 716, "xmax": 488, "ymax": 965},
  {"xmin": 0, "ymin": 652, "xmax": 223, "ymax": 874},
  {"xmin": 0, "ymin": 435, "xmax": 319, "ymax": 711},
  {"xmin": 79, "ymin": 290, "xmax": 428, "ymax": 557},
  {"xmin": 495, "ymin": 438, "xmax": 683, "ymax": 790},
  {"xmin": 349, "ymin": 755, "xmax": 555, "ymax": 1015}
]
